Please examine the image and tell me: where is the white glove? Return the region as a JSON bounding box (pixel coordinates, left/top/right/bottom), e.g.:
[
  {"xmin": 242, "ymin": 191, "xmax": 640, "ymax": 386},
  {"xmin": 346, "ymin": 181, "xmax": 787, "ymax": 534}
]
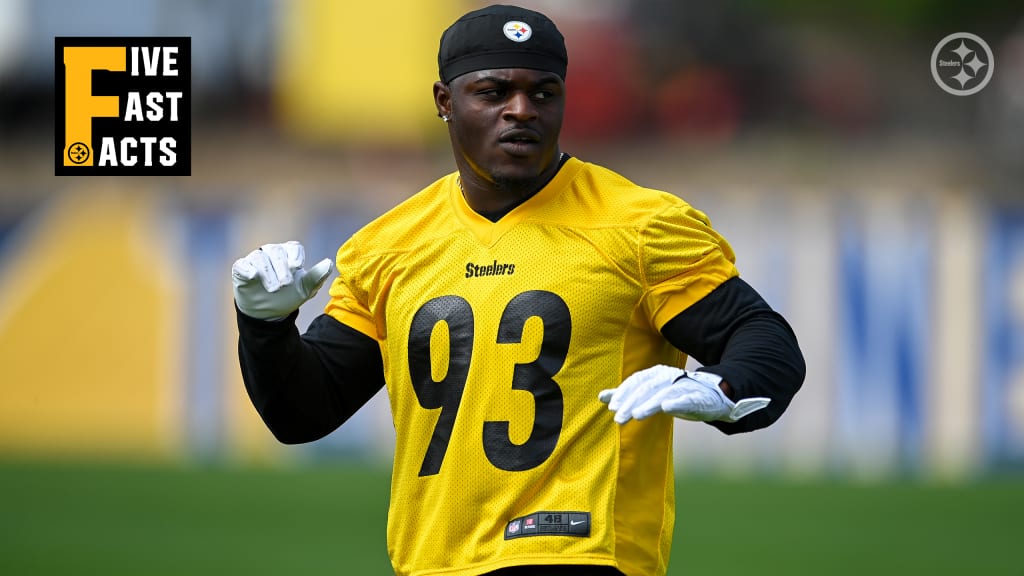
[
  {"xmin": 232, "ymin": 241, "xmax": 333, "ymax": 320},
  {"xmin": 598, "ymin": 364, "xmax": 770, "ymax": 425}
]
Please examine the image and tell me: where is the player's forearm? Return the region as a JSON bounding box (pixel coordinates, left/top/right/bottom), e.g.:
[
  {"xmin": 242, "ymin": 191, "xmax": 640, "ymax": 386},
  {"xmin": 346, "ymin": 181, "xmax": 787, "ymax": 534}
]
[
  {"xmin": 660, "ymin": 277, "xmax": 805, "ymax": 433},
  {"xmin": 695, "ymin": 312, "xmax": 805, "ymax": 434},
  {"xmin": 236, "ymin": 308, "xmax": 385, "ymax": 444}
]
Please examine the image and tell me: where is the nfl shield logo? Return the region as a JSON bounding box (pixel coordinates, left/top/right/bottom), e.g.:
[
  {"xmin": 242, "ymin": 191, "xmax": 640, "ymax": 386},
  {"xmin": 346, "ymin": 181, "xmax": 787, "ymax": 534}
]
[{"xmin": 508, "ymin": 520, "xmax": 521, "ymax": 534}]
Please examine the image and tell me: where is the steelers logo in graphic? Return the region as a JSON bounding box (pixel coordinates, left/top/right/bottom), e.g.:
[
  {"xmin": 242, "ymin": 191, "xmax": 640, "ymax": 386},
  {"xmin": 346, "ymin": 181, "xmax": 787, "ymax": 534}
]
[
  {"xmin": 503, "ymin": 21, "xmax": 532, "ymax": 43},
  {"xmin": 931, "ymin": 32, "xmax": 994, "ymax": 96},
  {"xmin": 67, "ymin": 142, "xmax": 90, "ymax": 164}
]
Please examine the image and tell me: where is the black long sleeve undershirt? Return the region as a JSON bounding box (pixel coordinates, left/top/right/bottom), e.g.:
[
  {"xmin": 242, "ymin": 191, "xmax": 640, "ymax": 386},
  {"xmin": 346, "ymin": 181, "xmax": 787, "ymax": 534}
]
[
  {"xmin": 660, "ymin": 276, "xmax": 806, "ymax": 434},
  {"xmin": 236, "ymin": 307, "xmax": 385, "ymax": 444},
  {"xmin": 236, "ymin": 276, "xmax": 803, "ymax": 442}
]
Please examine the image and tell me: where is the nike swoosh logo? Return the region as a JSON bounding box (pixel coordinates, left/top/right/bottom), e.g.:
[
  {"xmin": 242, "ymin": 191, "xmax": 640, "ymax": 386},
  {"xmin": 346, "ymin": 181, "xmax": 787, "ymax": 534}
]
[{"xmin": 570, "ymin": 520, "xmax": 585, "ymax": 526}]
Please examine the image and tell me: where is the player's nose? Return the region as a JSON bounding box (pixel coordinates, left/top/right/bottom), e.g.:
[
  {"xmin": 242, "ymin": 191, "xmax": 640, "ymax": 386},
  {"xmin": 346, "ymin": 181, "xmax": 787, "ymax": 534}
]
[{"xmin": 502, "ymin": 91, "xmax": 538, "ymax": 122}]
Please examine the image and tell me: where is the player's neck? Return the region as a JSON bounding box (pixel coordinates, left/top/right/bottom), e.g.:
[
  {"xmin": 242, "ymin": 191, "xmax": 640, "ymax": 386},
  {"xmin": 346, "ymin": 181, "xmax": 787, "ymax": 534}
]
[{"xmin": 458, "ymin": 152, "xmax": 566, "ymax": 216}]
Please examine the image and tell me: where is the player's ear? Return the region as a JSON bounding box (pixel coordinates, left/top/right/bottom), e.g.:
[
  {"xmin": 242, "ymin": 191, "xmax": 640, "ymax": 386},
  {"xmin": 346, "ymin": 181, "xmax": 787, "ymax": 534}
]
[{"xmin": 433, "ymin": 81, "xmax": 452, "ymax": 120}]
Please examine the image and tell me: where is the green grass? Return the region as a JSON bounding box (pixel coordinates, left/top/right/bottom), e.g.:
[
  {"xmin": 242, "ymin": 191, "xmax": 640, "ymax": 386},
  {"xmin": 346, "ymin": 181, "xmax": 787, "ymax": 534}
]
[{"xmin": 0, "ymin": 460, "xmax": 1020, "ymax": 575}]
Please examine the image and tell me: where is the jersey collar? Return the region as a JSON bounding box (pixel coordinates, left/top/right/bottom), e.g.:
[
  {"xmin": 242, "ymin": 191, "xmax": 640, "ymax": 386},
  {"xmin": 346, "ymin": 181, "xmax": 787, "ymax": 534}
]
[{"xmin": 449, "ymin": 157, "xmax": 583, "ymax": 247}]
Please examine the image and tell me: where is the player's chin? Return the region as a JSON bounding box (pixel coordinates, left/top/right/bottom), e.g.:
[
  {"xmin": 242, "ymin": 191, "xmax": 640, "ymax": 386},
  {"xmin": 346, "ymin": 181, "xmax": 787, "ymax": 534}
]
[
  {"xmin": 492, "ymin": 145, "xmax": 555, "ymax": 173},
  {"xmin": 490, "ymin": 162, "xmax": 547, "ymax": 189}
]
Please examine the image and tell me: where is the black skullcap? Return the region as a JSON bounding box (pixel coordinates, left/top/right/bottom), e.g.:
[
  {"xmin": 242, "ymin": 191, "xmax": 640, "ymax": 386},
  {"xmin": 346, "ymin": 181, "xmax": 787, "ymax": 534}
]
[{"xmin": 438, "ymin": 4, "xmax": 567, "ymax": 84}]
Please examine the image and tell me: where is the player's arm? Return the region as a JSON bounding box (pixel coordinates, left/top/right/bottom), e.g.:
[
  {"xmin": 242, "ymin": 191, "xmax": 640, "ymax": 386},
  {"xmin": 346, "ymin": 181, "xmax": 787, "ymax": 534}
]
[
  {"xmin": 599, "ymin": 199, "xmax": 804, "ymax": 431},
  {"xmin": 658, "ymin": 276, "xmax": 805, "ymax": 434},
  {"xmin": 233, "ymin": 241, "xmax": 385, "ymax": 444},
  {"xmin": 599, "ymin": 277, "xmax": 804, "ymax": 433},
  {"xmin": 237, "ymin": 309, "xmax": 384, "ymax": 444}
]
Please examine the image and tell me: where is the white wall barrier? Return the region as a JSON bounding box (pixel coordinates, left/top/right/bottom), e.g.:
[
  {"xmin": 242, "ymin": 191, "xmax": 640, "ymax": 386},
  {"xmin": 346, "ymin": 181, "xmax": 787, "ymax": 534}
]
[
  {"xmin": 198, "ymin": 187, "xmax": 1024, "ymax": 478},
  {"xmin": 7, "ymin": 185, "xmax": 1010, "ymax": 477}
]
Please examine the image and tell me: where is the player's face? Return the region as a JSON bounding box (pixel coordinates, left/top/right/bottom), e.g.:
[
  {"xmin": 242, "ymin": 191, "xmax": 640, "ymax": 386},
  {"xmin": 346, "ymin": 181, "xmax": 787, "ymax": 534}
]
[{"xmin": 438, "ymin": 68, "xmax": 565, "ymax": 196}]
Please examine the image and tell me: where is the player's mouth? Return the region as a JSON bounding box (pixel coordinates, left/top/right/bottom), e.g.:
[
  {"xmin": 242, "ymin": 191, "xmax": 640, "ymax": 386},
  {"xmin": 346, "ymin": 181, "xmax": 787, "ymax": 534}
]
[{"xmin": 498, "ymin": 128, "xmax": 542, "ymax": 157}]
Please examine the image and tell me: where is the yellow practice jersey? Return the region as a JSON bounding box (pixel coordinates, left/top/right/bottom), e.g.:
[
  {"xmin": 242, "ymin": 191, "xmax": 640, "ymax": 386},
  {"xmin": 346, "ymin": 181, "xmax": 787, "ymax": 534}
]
[{"xmin": 325, "ymin": 157, "xmax": 738, "ymax": 576}]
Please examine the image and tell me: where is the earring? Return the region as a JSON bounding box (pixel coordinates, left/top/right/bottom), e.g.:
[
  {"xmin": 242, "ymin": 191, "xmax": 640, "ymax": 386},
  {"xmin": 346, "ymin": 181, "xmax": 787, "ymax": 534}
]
[{"xmin": 441, "ymin": 114, "xmax": 450, "ymax": 123}]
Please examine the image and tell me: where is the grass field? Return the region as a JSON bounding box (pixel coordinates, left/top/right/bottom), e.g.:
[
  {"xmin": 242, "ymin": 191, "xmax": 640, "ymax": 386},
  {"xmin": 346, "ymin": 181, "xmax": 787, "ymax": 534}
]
[{"xmin": 1, "ymin": 459, "xmax": 1020, "ymax": 575}]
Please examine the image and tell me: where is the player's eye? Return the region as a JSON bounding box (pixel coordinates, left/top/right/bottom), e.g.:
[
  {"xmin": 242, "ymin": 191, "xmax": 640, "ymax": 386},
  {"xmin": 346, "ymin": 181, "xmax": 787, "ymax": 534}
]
[
  {"xmin": 477, "ymin": 88, "xmax": 506, "ymax": 99},
  {"xmin": 533, "ymin": 90, "xmax": 554, "ymax": 100}
]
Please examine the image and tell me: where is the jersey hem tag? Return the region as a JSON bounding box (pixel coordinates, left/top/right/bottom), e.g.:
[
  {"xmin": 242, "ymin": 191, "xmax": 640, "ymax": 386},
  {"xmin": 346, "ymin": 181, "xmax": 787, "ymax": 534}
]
[{"xmin": 504, "ymin": 511, "xmax": 590, "ymax": 540}]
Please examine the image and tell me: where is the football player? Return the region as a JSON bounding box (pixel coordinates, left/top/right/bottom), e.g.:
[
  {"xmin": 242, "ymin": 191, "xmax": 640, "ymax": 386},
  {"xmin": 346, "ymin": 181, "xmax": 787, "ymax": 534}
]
[{"xmin": 233, "ymin": 5, "xmax": 805, "ymax": 576}]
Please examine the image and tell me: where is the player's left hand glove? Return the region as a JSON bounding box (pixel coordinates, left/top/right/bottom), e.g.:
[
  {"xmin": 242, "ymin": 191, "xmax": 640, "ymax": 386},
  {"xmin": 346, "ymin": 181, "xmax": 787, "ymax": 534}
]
[{"xmin": 598, "ymin": 364, "xmax": 770, "ymax": 425}]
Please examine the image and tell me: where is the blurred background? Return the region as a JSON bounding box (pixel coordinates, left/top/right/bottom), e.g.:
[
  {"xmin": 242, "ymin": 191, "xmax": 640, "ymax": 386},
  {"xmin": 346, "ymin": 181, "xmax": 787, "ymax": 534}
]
[{"xmin": 1, "ymin": 0, "xmax": 1023, "ymax": 574}]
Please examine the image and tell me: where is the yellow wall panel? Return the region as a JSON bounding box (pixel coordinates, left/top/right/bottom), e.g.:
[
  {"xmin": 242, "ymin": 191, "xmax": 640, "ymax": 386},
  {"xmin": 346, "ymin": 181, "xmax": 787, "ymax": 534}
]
[
  {"xmin": 276, "ymin": 0, "xmax": 467, "ymax": 144},
  {"xmin": 0, "ymin": 188, "xmax": 183, "ymax": 459}
]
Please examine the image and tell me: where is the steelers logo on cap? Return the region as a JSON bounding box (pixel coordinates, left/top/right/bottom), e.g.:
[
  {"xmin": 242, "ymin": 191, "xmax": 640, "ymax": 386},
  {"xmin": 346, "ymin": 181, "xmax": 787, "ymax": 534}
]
[{"xmin": 503, "ymin": 21, "xmax": 532, "ymax": 42}]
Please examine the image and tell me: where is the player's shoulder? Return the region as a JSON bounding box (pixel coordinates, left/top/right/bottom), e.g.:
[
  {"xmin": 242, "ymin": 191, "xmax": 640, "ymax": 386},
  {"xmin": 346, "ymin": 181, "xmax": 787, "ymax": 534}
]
[
  {"xmin": 557, "ymin": 159, "xmax": 693, "ymax": 226},
  {"xmin": 343, "ymin": 173, "xmax": 457, "ymax": 257}
]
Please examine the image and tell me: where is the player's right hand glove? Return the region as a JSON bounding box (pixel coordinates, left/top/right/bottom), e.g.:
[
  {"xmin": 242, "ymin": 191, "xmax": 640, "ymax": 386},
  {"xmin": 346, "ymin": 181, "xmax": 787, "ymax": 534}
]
[
  {"xmin": 598, "ymin": 364, "xmax": 770, "ymax": 425},
  {"xmin": 231, "ymin": 241, "xmax": 333, "ymax": 320}
]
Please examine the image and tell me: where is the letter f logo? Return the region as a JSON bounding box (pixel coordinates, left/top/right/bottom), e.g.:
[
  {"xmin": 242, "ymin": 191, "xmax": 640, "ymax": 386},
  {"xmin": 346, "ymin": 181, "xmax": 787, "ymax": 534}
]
[{"xmin": 62, "ymin": 46, "xmax": 125, "ymax": 166}]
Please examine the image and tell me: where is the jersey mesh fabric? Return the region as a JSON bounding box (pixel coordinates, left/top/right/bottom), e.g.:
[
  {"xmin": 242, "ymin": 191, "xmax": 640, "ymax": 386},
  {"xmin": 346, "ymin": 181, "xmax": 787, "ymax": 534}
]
[{"xmin": 325, "ymin": 158, "xmax": 738, "ymax": 576}]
